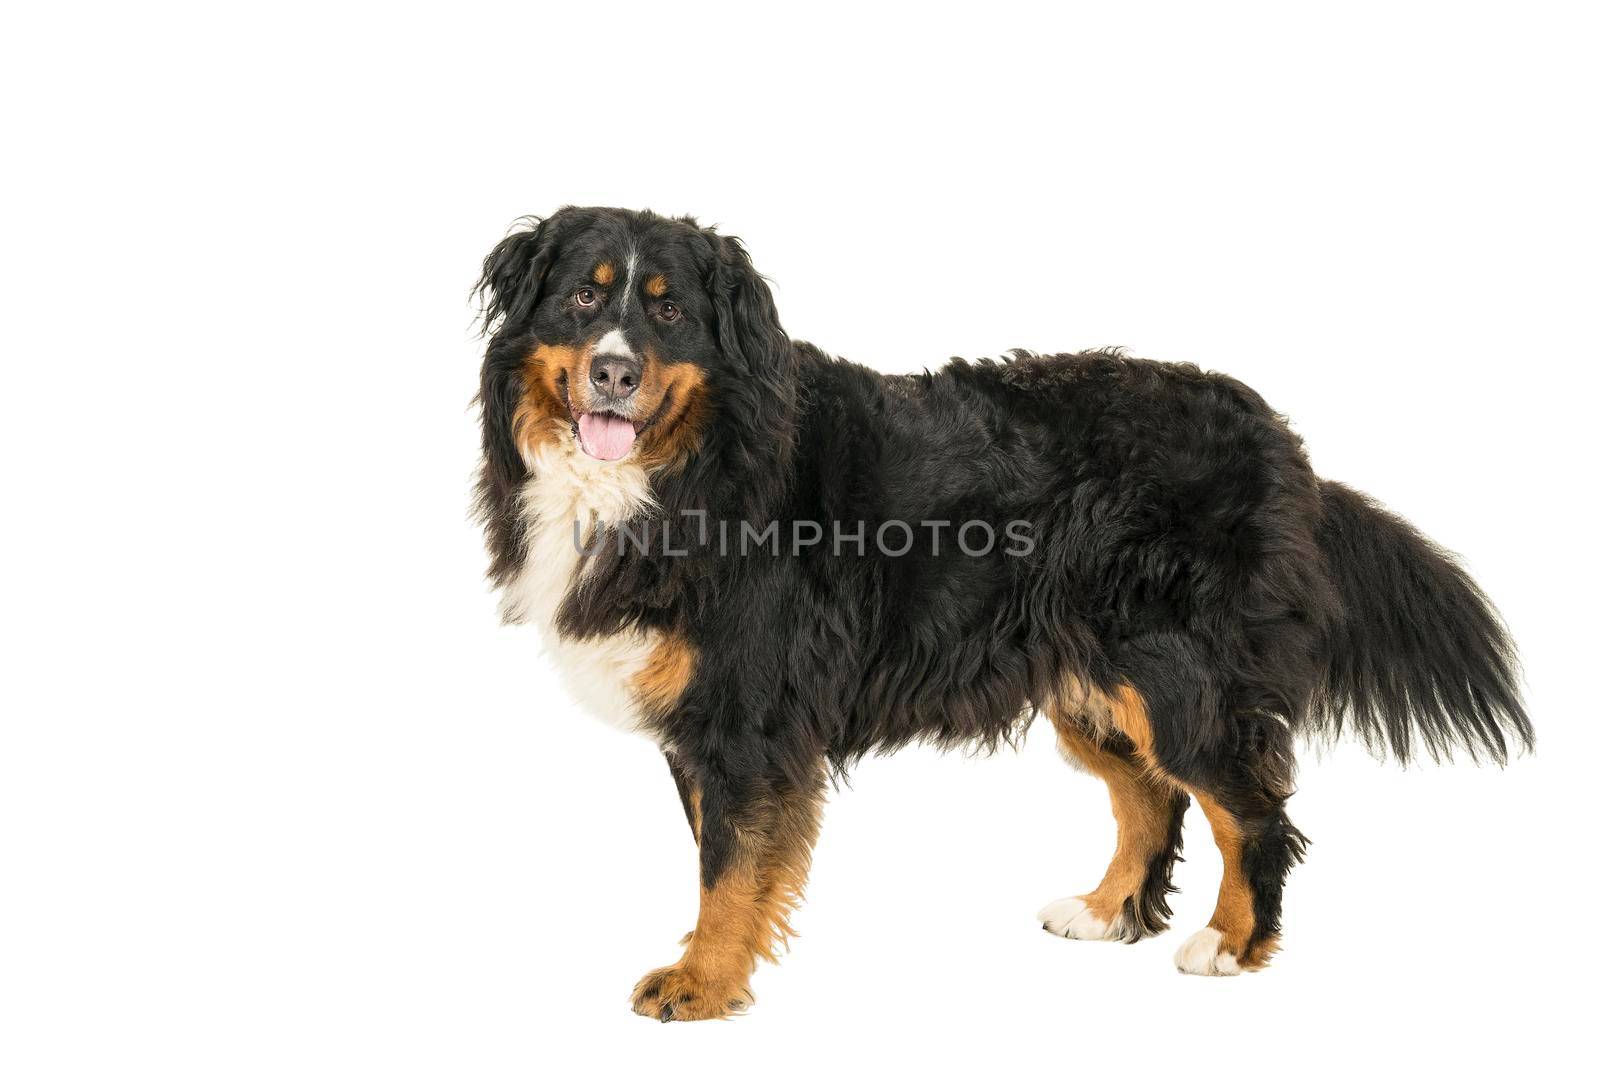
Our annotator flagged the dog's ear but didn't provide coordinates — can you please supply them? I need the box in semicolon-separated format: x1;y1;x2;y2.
705;232;798;509
710;234;791;384
474;213;569;334
472;212;577;583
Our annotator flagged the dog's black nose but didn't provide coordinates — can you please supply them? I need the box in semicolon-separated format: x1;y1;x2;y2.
589;356;641;401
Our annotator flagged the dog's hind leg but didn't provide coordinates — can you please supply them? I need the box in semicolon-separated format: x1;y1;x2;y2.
1171;777;1304;975
1037;703;1189;942
1102;649;1309;975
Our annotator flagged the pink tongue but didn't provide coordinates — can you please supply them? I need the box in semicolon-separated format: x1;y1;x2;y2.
576;412;637;461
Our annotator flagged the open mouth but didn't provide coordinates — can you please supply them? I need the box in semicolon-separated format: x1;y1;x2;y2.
554;369;641;462
575;410;639;462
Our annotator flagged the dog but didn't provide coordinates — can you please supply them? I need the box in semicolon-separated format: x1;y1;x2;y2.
472;206;1531;1021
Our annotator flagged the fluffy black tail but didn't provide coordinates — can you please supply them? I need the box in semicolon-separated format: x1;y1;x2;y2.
1310;481;1532;764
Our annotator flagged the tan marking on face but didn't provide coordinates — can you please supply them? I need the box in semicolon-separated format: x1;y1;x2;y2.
518;341;708;468
631;771;826;1021
645;273;668;298
1046;702;1182;927
634;632;697;718
632;353;709;471
593;261;615;286
514;343;581;459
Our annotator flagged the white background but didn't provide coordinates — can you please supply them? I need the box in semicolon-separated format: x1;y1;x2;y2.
4;2;1596;1064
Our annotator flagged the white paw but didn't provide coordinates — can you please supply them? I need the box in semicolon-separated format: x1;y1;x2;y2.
1037;896;1122;940
1173;927;1241;976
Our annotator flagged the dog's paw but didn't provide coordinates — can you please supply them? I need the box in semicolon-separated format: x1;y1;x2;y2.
1173;927;1242;976
630;963;751;1022
1037;896;1123;940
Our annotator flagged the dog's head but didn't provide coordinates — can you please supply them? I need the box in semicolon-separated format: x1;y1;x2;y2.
476;207;790;471
474;207;796;581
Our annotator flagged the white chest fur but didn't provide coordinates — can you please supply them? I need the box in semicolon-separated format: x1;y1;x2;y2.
500;436;659;733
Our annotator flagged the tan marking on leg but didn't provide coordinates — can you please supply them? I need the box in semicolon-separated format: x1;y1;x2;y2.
633;633;697;718
1047;700;1180;927
593;261;615;285
633;859;762;1020
645;273;669;298
749;774;825;961
1049;676;1115;738
633;773;825;1022
1193;793;1263;964
1105;684;1186;791
1107;684;1154;755
688;786;702;841
1104;683;1275;969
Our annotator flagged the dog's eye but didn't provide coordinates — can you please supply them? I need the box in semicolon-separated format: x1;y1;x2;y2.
575;287;598;308
657;301;681;323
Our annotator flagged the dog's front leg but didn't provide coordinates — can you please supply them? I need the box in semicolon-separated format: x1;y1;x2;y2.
662;749;700;844
631;759;824;1022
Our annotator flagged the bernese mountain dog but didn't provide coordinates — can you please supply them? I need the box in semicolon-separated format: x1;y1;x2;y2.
472;206;1531;1021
